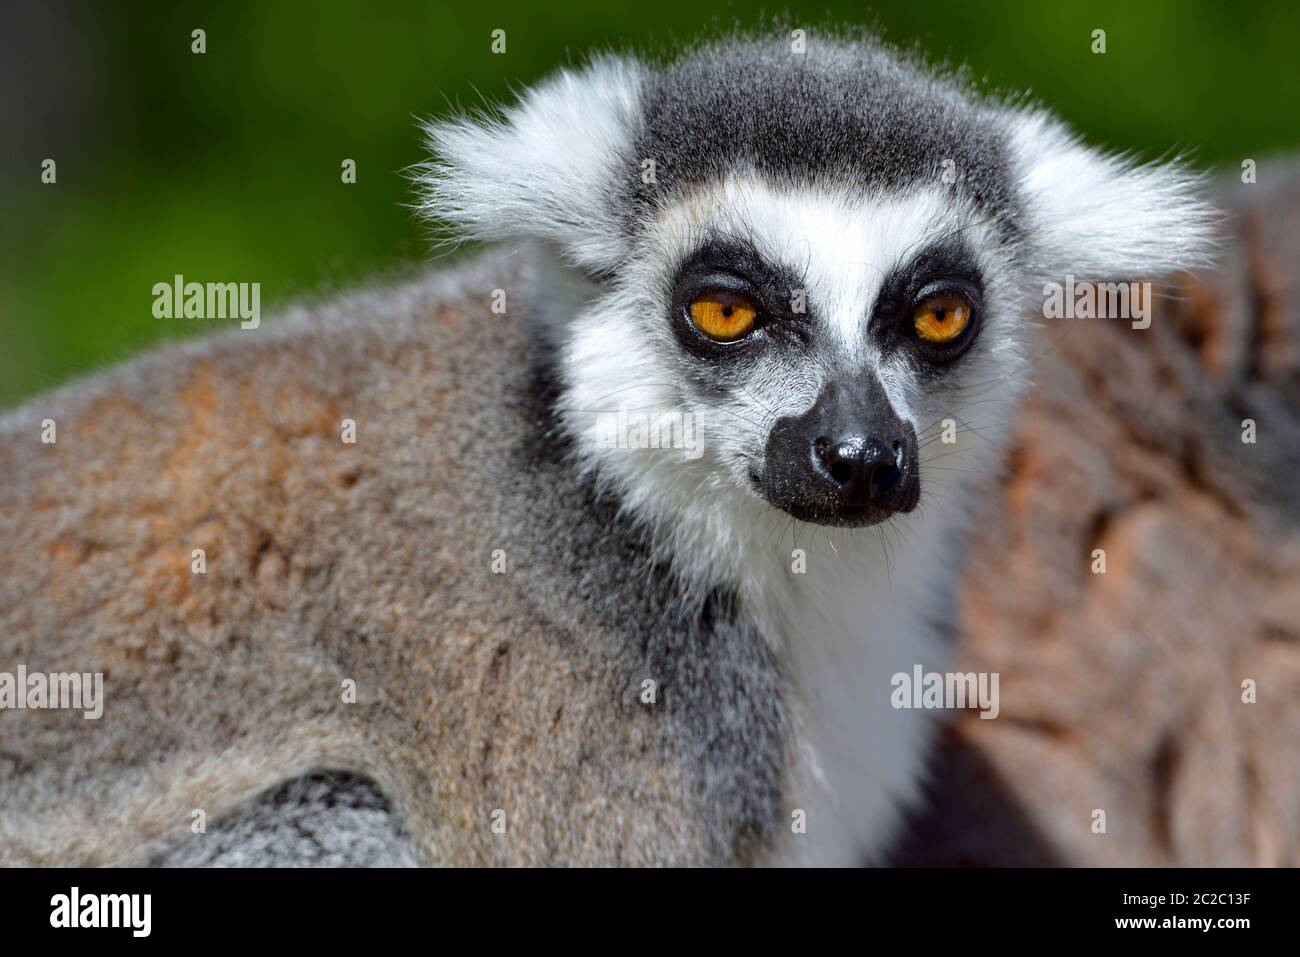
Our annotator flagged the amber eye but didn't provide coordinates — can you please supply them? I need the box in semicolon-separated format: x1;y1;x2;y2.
689;291;759;342
912;292;973;346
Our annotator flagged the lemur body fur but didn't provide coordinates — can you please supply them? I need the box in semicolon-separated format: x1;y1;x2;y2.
0;36;1213;866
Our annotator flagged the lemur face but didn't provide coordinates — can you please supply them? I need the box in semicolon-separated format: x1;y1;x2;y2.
588;40;1028;528
628;179;1019;529
423;35;1213;548
558;40;1034;530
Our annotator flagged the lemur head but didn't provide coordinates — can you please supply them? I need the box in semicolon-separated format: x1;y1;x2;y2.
421;35;1214;576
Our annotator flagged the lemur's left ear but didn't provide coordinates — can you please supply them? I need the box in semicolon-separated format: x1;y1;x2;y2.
1007;110;1219;280
418;55;645;274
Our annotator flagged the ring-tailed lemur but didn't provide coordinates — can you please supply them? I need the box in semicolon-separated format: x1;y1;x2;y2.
0;34;1213;867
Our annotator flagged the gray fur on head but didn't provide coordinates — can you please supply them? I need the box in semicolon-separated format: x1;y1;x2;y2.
419;33;1217;282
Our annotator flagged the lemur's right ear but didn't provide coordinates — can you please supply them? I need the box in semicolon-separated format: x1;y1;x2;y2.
1007;109;1220;281
418;55;645;274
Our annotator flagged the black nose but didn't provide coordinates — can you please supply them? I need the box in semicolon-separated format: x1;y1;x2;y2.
814;436;902;506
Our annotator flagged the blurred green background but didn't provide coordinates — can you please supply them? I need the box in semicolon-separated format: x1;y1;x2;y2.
2;0;1297;408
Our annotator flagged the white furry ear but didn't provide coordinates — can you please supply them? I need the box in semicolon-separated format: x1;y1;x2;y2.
418;55;645;274
1008;110;1218;280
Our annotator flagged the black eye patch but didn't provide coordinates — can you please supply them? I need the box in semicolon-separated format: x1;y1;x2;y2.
870;239;985;359
668;239;811;361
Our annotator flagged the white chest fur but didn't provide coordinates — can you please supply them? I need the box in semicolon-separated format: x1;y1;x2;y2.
744;514;956;866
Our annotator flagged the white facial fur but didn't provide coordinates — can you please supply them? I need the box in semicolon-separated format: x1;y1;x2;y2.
558;177;1029;592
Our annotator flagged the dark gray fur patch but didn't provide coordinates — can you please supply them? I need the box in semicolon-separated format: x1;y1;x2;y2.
625;37;1021;236
140;773;419;867
500;355;793;862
